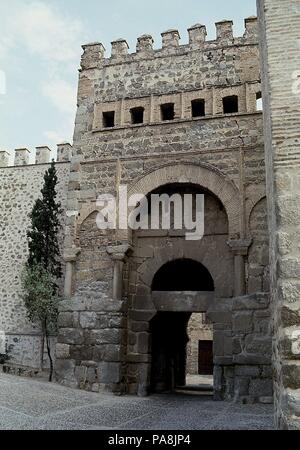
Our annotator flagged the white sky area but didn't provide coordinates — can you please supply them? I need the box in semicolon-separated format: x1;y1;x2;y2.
0;0;256;163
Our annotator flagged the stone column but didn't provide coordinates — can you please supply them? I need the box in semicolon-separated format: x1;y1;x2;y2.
257;0;300;430
63;248;81;297
227;239;252;296
107;245;132;300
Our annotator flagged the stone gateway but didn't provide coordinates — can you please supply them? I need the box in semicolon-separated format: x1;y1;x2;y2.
0;1;299;430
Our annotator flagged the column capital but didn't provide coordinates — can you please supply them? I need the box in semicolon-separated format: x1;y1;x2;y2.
227;239;252;256
63;247;81;262
107;244;133;261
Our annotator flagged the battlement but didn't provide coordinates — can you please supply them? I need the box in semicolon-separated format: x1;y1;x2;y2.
0;142;73;168
81;17;258;69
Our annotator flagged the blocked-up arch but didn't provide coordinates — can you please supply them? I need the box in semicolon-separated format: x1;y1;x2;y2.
128;162;241;237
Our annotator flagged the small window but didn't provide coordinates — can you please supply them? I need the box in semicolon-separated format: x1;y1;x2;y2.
130;107;144;124
192;99;205;117
161;103;175;121
103;111;115;128
223;95;239;114
256;92;262;111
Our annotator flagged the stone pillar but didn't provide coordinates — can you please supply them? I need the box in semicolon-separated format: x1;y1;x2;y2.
35;146;51;164
227;239;252;296
107;245;132;300
257;0;300;430
63;248;81;297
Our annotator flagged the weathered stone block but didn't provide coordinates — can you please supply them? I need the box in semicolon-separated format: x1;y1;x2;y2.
58;313;74;328
59;298;87;312
130;321;149;332
136;332;150;354
233;312;253;333
79;312;97;329
282;363;300;390
70;345;94;361
249;379;273;397
233;294;269;311
235;365;260;377
232;338;242;355
56;344;70;359
208;311;232;324
98;362;121;384
234;377;250;396
55;359;76;384
93;344;124;362
245;337;272;356
92;329;120;345
58;328;84;345
234;353;271;365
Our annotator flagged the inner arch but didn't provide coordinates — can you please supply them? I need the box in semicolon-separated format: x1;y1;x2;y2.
151;258;214;292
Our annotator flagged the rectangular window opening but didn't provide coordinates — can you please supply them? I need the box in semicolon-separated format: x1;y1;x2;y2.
223;95;239;114
192;99;205;117
256;92;263;111
103;111;115;128
160;103;175;121
130;107;144;124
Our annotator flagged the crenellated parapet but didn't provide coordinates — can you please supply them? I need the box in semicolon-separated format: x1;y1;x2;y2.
57;142;73;163
0;143;73;168
15;148;30;166
0;151;10;168
35;146;51;164
80;17;258;68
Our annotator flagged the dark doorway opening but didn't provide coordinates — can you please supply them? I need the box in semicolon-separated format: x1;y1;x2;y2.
198;340;213;375
150;259;214;394
150;312;191;393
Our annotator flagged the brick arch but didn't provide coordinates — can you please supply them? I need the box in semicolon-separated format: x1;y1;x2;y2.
77;204;98;227
128;162;241;237
245;184;266;235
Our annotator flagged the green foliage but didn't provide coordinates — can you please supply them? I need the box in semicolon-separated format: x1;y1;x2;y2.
21;264;59;334
27;160;62;280
22;161;63;380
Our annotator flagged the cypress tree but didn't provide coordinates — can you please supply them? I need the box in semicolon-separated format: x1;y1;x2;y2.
27;160;62;280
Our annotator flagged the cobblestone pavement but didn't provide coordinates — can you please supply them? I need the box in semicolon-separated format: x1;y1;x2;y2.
0;373;275;430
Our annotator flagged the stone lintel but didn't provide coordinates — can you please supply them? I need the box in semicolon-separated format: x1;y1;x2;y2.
152;291;215;313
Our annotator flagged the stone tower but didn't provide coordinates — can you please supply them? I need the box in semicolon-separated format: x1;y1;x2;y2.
55;17;273;403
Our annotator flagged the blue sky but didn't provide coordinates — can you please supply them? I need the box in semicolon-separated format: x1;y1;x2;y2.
0;0;256;162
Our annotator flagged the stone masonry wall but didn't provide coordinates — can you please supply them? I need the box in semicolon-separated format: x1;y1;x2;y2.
55;281;126;393
0;161;70;368
257;0;300;429
187;313;213;375
208;292;273;403
56;18;272;400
